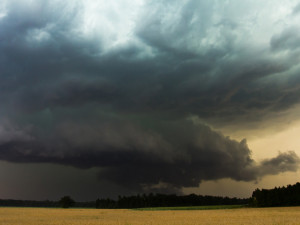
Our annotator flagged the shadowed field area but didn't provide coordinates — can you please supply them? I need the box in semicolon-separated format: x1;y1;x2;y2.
0;207;300;225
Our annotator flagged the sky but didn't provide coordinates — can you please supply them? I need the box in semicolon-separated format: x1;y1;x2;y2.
0;0;300;201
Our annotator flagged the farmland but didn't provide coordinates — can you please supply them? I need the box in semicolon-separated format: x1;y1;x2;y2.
0;207;300;225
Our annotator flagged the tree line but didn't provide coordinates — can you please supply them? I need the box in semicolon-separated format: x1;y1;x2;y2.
0;197;92;208
250;182;300;207
0;194;248;208
2;182;300;208
96;193;248;208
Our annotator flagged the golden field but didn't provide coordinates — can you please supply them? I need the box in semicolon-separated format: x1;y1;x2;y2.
0;207;300;225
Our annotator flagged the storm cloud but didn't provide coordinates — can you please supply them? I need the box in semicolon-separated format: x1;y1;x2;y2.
0;117;299;193
0;0;300;194
1;0;300;125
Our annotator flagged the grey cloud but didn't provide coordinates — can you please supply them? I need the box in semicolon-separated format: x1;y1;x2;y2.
259;151;300;176
292;2;300;15
271;27;300;52
136;0;215;55
0;120;33;144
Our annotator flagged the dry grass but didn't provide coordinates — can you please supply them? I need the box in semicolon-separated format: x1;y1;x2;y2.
0;207;300;225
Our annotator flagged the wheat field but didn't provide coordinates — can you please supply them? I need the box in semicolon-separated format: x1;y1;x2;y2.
0;207;300;225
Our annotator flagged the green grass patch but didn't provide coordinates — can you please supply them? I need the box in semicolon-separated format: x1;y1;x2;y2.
134;205;246;211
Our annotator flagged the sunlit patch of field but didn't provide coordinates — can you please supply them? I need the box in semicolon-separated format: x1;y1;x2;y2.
0;207;300;225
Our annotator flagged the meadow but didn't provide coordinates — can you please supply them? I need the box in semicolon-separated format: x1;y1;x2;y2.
0;206;300;225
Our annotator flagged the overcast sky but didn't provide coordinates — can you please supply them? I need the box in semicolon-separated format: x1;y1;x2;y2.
1;0;300;201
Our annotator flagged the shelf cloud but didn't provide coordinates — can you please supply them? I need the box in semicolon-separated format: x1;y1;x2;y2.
0;118;298;193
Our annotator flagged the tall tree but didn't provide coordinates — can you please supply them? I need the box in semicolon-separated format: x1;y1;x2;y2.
59;196;75;208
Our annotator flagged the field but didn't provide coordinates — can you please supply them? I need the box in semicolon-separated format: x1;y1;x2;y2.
134;204;245;210
1;206;300;225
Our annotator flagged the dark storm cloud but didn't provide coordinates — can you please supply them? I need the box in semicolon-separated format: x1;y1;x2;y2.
1;0;300;193
1;0;300;122
0;119;299;192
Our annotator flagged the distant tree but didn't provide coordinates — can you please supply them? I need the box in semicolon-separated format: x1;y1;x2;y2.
59;196;75;208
